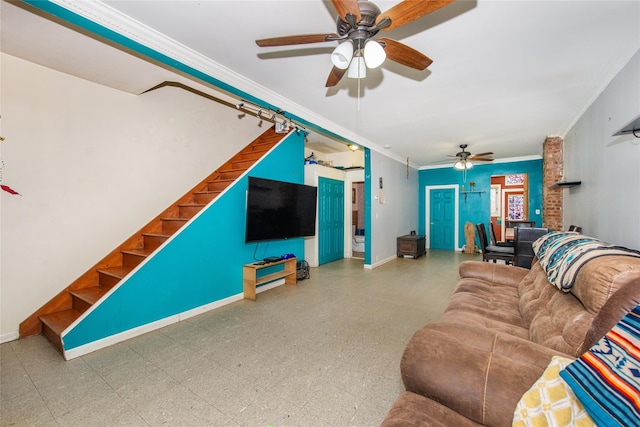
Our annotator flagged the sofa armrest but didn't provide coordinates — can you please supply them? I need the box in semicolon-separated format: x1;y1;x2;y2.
459;261;529;287
401;323;570;426
381;392;482;427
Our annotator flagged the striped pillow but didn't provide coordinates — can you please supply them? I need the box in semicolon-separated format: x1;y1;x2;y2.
559;304;640;425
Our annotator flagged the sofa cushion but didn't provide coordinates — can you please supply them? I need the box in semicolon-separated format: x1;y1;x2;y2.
440;262;530;336
571;255;640;315
518;261;558;327
443;278;524;326
517;261;596;356
459;260;529;285
512;356;594;427
401;323;566;426
580;277;640;354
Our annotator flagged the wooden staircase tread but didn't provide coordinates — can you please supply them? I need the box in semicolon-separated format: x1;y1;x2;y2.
193;190;222;195
177;203;206;207
97;266;133;278
40;309;82;335
217;167;245;173
142;232;171;238
161;217;189;222
206;178;234;183
253;141;276;147
121;248;154;256
70;287;109;305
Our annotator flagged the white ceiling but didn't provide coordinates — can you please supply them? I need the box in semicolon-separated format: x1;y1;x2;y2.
2;0;639;166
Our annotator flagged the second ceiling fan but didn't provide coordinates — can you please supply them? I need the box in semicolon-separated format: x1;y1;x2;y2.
448;144;494;170
255;0;455;87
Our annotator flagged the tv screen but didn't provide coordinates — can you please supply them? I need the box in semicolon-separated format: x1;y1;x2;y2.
245;177;318;243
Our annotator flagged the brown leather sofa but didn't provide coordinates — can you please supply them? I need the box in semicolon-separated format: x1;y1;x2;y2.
382;251;640;426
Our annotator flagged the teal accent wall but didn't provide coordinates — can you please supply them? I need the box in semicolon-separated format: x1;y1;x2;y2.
63;133;306;350
418;159;543;248
364;148;372;265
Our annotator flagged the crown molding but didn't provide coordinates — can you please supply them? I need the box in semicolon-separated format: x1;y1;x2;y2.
43;0;403;162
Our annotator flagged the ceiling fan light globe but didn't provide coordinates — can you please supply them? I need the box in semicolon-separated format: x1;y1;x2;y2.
454;160;465;170
363;40;386;68
348;56;367;78
331;41;354;70
466;160;474;169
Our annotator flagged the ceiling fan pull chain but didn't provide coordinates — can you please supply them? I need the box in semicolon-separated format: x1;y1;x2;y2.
357;73;361;111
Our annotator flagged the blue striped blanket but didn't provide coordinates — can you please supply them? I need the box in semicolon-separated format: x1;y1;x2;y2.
532;231;640;292
560;304;640;426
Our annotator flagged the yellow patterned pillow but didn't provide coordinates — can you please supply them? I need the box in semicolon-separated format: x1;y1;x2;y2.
513;356;595;427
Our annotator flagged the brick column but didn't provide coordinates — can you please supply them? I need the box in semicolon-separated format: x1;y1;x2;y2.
542;136;563;231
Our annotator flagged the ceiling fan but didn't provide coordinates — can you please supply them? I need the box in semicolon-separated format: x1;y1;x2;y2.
439;144;494;170
255;0;455;87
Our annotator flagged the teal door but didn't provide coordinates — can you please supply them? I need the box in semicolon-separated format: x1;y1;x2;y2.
430;189;455;250
318;177;344;265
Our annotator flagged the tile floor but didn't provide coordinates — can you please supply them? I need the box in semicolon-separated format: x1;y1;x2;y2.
1;250;480;426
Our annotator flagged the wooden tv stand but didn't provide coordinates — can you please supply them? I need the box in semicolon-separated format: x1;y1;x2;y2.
243;257;297;300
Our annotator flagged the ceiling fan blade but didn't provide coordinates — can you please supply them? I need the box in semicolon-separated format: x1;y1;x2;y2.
470;157;494;162
256;33;338;47
471;152;493;158
325;66;347;87
331;0;361;24
379;38;432;70
377;0;455;31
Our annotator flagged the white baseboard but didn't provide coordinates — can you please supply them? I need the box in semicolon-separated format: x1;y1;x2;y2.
1;331;20;344
63;292;244;360
364;254;397;269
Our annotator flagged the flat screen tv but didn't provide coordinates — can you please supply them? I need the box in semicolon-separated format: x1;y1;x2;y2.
245;177;318;243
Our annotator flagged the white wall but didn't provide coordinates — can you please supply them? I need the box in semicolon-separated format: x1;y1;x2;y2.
0;54;265;340
369;150;419;267
326;150;365;169
563;49;640;249
303;146;364;169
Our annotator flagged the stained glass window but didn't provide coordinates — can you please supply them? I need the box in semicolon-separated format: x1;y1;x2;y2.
508;194;525;220
506;174;525;186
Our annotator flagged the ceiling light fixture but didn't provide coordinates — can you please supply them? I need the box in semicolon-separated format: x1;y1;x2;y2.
363;40;386;68
331;41;354;70
331;40;386;79
454;160;474;170
348;54;367;79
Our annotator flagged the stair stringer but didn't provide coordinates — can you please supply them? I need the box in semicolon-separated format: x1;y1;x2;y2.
60;130;307;359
